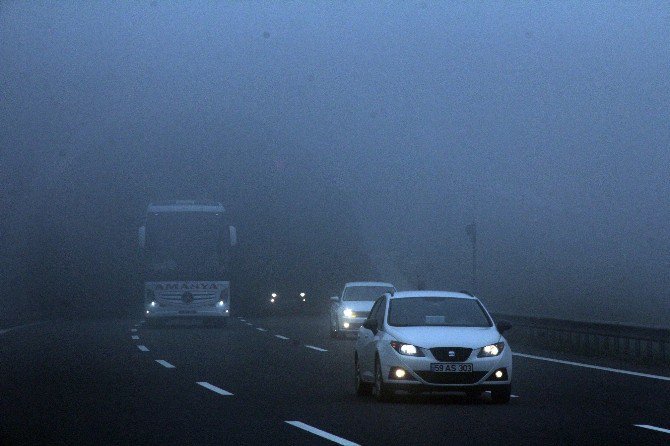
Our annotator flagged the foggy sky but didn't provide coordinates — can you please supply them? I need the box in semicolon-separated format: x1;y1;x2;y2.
1;2;669;325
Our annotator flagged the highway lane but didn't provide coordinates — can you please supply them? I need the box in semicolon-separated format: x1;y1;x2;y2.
1;315;669;445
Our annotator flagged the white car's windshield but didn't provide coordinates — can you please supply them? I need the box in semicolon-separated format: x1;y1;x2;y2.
343;286;393;301
387;297;492;327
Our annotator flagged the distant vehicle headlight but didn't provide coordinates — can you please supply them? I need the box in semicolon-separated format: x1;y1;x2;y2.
150;301;157;308
343;308;354;318
271;293;277;298
478;342;505;357
390;341;425;357
217;301;224;307
300;292;306;298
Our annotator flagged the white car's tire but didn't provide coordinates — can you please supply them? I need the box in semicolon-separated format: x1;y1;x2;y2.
329;316;338;338
354;355;372;396
373;356;393;402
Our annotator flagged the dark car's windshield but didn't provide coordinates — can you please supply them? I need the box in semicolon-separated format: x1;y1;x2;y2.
343;286;394;301
387;297;492;327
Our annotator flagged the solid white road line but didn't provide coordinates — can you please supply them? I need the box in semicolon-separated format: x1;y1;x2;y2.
285;421;359;446
514;353;670;381
196;382;233;396
275;335;289;340
131;335;140;340
256;327;267;331
137;345;149;352
305;345;328;352
635;424;670;434
156;360;175;369
0;322;44;335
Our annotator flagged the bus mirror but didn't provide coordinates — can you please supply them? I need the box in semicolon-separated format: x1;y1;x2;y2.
229;226;237;247
138;226;146;249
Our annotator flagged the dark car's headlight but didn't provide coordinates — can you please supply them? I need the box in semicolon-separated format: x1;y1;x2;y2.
477;342;505;357
390;341;425;357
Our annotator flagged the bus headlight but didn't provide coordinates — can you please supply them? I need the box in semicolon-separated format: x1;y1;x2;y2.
343;308;354;318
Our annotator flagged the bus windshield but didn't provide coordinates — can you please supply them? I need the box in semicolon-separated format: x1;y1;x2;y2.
144;212;225;280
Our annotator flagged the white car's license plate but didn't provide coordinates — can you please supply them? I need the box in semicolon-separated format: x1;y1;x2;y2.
431;363;473;373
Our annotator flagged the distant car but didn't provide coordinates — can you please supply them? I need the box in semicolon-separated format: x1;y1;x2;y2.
266;291;309;314
354;291;513;403
329;282;396;338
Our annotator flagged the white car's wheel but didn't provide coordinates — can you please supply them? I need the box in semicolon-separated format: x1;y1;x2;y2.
329;316;337;338
354;355;372;396
372;356;393;402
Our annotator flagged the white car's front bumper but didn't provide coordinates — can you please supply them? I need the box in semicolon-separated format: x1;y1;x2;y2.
378;343;513;390
339;317;366;332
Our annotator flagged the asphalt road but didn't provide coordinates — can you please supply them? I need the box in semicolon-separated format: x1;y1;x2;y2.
1;314;669;445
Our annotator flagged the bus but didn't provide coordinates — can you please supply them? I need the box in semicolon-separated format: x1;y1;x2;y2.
138;200;237;327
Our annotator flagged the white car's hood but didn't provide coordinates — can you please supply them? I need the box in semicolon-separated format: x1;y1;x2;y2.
340;301;375;313
384;325;501;349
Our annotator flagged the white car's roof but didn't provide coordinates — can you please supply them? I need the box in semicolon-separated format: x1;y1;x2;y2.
389;291;477;300
345;282;395;288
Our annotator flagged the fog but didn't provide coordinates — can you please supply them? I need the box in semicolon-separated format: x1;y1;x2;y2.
1;2;668;325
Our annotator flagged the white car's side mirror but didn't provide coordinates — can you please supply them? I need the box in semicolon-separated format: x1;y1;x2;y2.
330;296;339;302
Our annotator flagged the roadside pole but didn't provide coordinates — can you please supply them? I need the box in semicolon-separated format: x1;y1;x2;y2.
466;221;477;292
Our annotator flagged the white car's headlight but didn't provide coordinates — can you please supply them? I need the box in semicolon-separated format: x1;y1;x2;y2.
343;308;354;318
478;342;505;357
390;341;425;357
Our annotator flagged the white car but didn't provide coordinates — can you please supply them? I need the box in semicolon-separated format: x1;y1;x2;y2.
354;291;513;403
329;282;396;338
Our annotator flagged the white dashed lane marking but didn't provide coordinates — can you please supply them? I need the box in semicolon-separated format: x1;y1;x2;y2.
130;328;137;332
286;421;359;446
131;335;140;340
305;345;328;352
196;382;233;396
156;360;176;369
0;322;44;335
137;345;149;352
256;328;267;332
275;335;289;340
484;390;519;398
635;424;670;435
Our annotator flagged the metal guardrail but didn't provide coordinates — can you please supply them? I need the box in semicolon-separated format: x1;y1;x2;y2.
491;313;670;365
